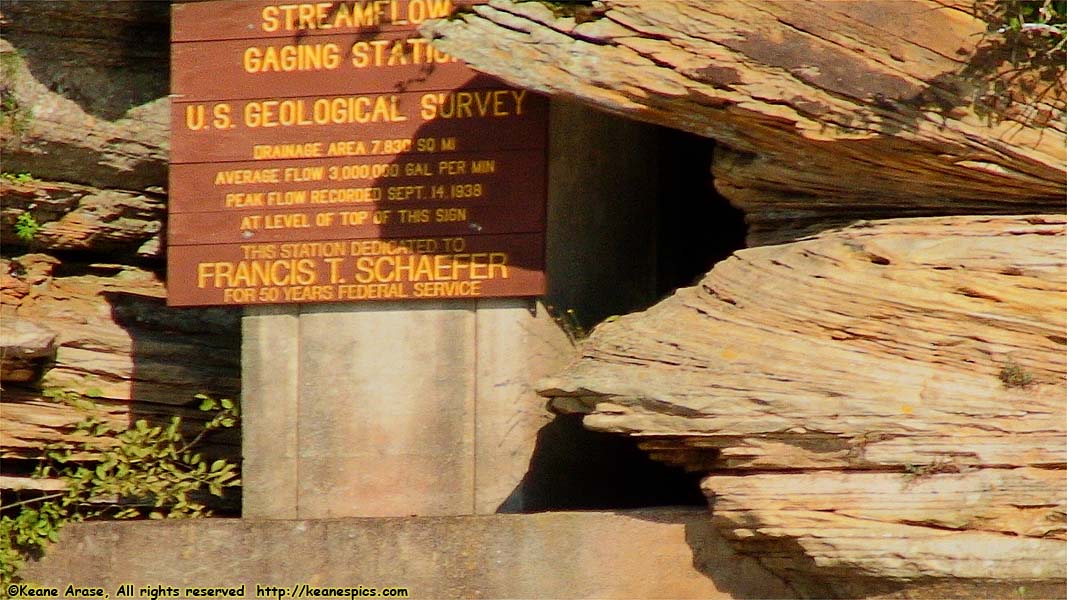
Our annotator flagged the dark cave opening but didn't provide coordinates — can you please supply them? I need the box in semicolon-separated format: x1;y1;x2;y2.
655;127;747;296
515;123;745;512
503;414;708;512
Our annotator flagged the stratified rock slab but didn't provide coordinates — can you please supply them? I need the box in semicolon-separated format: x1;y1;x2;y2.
425;1;1066;244
0;316;55;382
540;215;1066;596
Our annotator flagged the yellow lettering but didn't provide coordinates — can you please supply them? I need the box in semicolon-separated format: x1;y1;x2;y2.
434;207;466;222
226;193;264;208
280;4;299;30
251;143;323;159
511;89;527;115
297;3;316;29
223;288;257;303
196;259;318;288
266;1;392;31
263;212;312;229
262;6;280;31
344;250;508;289
245;97;405;128
354;256;375;283
243;43;341;73
214;169;281;185
413;280;482;297
420;93;438;120
489;252;509;278
419;89;527;120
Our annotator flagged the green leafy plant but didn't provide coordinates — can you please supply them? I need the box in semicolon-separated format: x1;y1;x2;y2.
0;393;240;594
969;0;1066;120
1;172;35;184
547;305;588;344
994;0;1067;45
13;212;39;243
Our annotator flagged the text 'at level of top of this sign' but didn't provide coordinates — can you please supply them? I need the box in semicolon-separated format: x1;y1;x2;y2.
167;0;548;307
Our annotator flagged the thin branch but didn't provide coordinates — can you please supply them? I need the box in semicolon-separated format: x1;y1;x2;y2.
0;492;66;511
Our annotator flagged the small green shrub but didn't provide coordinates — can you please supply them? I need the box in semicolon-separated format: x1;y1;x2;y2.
970;0;1066;117
547;306;588;343
1;172;35;184
0;393;241;594
993;0;1067;42
13;212;39;243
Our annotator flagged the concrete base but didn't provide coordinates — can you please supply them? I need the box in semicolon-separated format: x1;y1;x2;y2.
243;299;571;518
21;509;794;599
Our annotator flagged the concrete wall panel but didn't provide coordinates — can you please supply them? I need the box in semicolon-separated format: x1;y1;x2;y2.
296;302;477;517
473;299;573;513
22;510;795;599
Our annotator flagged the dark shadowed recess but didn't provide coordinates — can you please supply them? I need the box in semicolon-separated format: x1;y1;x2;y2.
504;126;744;513
656;127;746;295
500;414;708;512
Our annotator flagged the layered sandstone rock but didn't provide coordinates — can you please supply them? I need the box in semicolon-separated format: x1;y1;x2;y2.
0;316;55;382
539;215;1067;596
424;0;1066;245
0;252;241;478
428;3;1066;594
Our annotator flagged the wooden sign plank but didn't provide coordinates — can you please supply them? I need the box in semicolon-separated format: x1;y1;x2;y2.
171;0;477;42
170;88;547;163
171;32;484;101
166;232;545;306
169;150;544;213
167;196;545;245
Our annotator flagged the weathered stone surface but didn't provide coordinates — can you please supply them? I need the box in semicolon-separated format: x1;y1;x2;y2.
539;215;1067;596
0;1;202;487
1;1;170;265
4;256;240;405
424;0;1067;245
0;315;55;381
707;471;1066;598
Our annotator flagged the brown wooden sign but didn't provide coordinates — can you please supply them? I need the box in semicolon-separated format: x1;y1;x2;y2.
169;0;547;306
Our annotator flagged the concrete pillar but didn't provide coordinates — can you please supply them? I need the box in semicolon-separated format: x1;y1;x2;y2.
242;100;662;518
241;305;299;519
